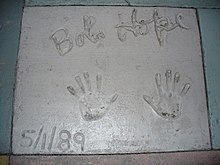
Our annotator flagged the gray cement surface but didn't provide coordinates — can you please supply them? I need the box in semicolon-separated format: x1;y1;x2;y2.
13;6;210;154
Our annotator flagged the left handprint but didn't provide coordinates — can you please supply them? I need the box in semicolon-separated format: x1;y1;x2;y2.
67;72;118;121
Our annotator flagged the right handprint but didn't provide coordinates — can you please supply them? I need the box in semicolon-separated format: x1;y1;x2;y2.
143;69;191;120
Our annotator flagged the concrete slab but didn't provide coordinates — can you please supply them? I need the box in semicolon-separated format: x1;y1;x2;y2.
25;0;220;8
0;156;8;165
13;6;210;154
198;9;220;149
0;0;23;153
10;151;220;165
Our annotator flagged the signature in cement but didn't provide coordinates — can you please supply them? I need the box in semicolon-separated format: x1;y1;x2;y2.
75;16;105;47
116;8;189;46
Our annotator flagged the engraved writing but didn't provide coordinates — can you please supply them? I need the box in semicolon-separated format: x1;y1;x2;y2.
115;8;153;42
41;133;46;150
50;9;187;55
33;126;43;149
57;130;71;151
20;127;84;152
143;69;190;120
48;126;56;152
75;16;105;47
116;8;188;46
67;72;118;121
73;132;85;152
20;130;36;147
50;16;105;56
50;28;73;56
152;9;189;46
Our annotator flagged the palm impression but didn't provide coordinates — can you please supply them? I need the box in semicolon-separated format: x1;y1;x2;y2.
67;72;118;121
143;69;190;120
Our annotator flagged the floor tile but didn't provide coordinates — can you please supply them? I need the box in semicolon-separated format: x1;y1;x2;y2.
129;0;220;8
10;151;220;165
0;156;8;165
13;6;210;154
198;9;220;149
0;0;23;153
25;0;220;8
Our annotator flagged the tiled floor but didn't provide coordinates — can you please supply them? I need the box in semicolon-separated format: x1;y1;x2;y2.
198;9;220;149
0;0;220;164
0;0;23;153
0;156;8;165
9;151;220;165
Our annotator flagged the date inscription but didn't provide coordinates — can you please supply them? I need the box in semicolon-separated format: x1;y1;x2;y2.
20;126;85;152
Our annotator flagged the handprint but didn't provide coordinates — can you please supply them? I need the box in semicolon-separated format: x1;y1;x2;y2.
143;70;190;120
67;72;118;121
